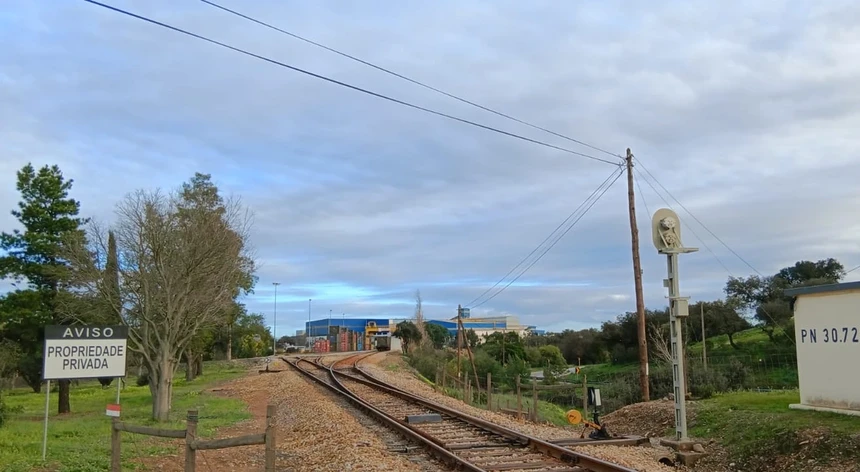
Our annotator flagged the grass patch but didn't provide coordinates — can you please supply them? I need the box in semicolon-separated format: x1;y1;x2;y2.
692;390;860;466
0;361;250;472
478;392;571;426
575;363;636;379
688;327;795;358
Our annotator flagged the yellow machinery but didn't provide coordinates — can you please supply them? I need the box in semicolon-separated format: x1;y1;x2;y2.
566;409;612;440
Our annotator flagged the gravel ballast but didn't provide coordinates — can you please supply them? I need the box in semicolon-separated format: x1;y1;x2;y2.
196;358;427;472
361;360;575;441
360;352;682;472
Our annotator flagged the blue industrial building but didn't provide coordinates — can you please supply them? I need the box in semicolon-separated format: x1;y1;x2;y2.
305;315;542;351
305;318;392;337
305;317;395;352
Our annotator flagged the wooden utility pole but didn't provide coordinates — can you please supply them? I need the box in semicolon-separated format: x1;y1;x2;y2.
626;148;650;402
456;305;462;380
458;315;481;401
701;303;708;371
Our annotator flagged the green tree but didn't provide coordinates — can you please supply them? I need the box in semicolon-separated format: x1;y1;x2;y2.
538;345;568;384
503;356;531;388
178;174;256;378
482;332;525;365
97;231;121;387
232;312;273;358
64;176;256;421
725;258;845;342
394;321;422;354
464;328;480;349
688;300;750;349
424;323;451;349
0;290;47;391
774;259;844;286
557;328;606;365
0;163;88;413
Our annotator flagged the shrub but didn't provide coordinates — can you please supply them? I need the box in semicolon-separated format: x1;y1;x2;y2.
724;358;752;390
407;346;450;381
690;368;728;399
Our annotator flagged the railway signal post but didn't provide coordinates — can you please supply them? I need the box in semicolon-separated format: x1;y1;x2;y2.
651;208;697;441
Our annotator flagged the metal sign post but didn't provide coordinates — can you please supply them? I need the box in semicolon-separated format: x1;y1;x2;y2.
651;209;698;441
42;380;50;461
41;325;129;461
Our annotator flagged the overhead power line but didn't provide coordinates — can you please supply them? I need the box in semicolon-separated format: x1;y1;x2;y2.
633;167;652;223
633;156;794;344
469;167;624;309
632;167;733;276
199;0;623;161
847;264;860;275
465;167;621;308
634;157;761;277
82;0;618;166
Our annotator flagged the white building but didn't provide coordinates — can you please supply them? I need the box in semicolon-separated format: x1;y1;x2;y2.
425;315;537;338
785;281;860;416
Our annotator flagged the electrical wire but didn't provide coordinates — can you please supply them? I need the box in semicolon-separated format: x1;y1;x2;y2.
198;0;623;161
464;167;622;308
635;157;759;276
633;156;794;344
633;166;733;276
469;167;624;309
632;167;652;223
846;264;860;275
81;0;618;166
471;168;623;309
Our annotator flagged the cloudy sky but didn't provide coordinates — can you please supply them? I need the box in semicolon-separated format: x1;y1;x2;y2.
2;0;859;335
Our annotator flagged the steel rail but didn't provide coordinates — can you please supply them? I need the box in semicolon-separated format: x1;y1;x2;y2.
335;356;635;472
334;364;634;472
286;357;484;471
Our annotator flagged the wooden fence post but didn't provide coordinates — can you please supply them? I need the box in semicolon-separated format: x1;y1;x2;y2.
486;372;492;411
185;409;198;472
516;375;522;421
532;380;538;422
465;377;471;405
111;417;121;472
582;374;588;419
265;405;276;472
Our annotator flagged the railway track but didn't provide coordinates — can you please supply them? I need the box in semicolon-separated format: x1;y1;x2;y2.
287;354;636;472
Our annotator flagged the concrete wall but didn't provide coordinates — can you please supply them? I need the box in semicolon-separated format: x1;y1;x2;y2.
794;288;860;411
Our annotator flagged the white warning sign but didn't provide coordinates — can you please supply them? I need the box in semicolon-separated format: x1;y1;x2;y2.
43;325;128;380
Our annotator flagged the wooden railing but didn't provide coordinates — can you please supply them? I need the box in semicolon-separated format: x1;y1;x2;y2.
111;405;277;471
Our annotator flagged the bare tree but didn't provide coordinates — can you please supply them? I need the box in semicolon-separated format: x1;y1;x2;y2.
648;321;690;396
64;188;255;421
648;323;674;365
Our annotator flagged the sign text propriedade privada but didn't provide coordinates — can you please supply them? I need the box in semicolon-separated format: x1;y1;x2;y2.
43;325;128;380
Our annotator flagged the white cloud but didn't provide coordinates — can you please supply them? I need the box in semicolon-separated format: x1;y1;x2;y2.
1;0;858;334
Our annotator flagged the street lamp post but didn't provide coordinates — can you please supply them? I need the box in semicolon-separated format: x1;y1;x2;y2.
308;299;312;346
272;282;280;355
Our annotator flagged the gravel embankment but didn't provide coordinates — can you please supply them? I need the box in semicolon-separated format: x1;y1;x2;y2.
206;359;428;472
361;361;576;441
573;445;675;472
361;353;683;472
